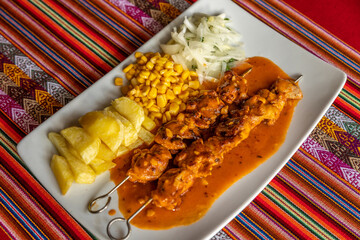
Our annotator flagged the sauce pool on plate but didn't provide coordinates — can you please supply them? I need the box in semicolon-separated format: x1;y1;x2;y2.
110;56;299;229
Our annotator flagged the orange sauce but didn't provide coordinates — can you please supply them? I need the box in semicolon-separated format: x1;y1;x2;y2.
110;56;299;229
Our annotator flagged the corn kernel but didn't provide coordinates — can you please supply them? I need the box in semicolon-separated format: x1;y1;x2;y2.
137;77;145;84
141;86;151;96
157;94;167;108
153;112;162;119
131;78;138;86
128;88;136;96
148;72;157;81
173;85;182;95
156;58;167;65
165;111;172;121
191;90;199;96
160;107;166;113
179;91;189;100
121;85;129;95
189;80;200;89
174;64;183;73
164;69;174;77
172;98;182;105
146;100;155;109
163;54;171;59
140;71;150;79
148;87;157;99
166;89;176;100
157;84;167;94
123;64;134;73
134;52;143;58
180;103;187;112
181;84;189;91
145;80;151;86
165;61;174;69
151;79;160;87
114;77;123;86
144;52;153;58
162;115;167;124
150;105;160;113
190;70;197;76
181;70;190;80
125;72;133;80
140;55;148;63
169;102;180;115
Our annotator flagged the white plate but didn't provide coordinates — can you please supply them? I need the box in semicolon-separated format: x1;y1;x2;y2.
17;0;347;239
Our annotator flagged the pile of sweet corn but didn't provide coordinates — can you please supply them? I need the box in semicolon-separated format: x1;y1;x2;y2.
120;52;201;126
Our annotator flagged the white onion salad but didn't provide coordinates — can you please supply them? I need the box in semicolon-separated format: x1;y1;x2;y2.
161;13;245;83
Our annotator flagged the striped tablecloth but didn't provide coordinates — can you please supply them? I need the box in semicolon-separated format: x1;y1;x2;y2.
1;0;359;239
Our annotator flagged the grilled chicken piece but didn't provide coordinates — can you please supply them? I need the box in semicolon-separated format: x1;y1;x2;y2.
184;90;225;129
151;78;302;211
151;168;195;211
174;139;221;178
127;144;172;183
154;121;200;150
216;70;248;105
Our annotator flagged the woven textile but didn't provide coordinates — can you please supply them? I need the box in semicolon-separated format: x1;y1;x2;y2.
0;0;359;239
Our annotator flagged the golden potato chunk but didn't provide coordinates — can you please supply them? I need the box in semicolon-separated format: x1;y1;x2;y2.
89;158;116;175
51;155;74;195
60;126;100;164
112;97;145;131
142;116;156;131
138;127;154;145
79;111;124;153
104;107;138;146
48;132;96;184
96;143;115;162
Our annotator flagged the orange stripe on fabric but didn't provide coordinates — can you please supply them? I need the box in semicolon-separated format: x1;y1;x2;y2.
264;0;360;81
99;0;153;39
0;110;25;143
0;202;31;240
235;0;360;83
285;153;360;231
1;0;105;81
271;177;354;239
44;0;128;61
0;18;85;95
58;0;139;55
13;1;113;73
254;193;314;239
243;202;299;239
0;150;92;240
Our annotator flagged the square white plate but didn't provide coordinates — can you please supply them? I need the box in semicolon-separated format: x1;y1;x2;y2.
17;0;346;239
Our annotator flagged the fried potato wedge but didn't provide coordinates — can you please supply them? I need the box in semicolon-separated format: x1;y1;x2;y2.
60;126;100;164
104;106;138;146
51;155;74;195
79;111;124;152
89;158;116;175
48;132;96;184
112;97;144;131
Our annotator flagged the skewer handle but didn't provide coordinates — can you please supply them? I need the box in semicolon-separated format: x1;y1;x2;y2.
88;176;130;214
107;198;153;240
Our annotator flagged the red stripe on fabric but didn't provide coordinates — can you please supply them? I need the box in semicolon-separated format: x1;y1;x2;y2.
254;194;313;240
0;110;25;143
0;151;92;240
2;0;105;81
58;0;139;55
0;20;85;95
271;177;355;239
0;203;29;240
99;0;154;39
44;0;129;61
334;97;360;125
13;1;113;73
344;80;360;99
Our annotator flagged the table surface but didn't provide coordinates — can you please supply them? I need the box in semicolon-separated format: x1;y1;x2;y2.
0;0;359;239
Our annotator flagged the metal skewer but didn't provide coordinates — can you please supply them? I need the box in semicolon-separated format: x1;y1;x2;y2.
88;176;130;213
294;75;303;83
107;198;153;240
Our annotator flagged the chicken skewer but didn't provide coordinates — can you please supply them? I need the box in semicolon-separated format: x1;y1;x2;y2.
88;69;251;213
106;76;302;239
